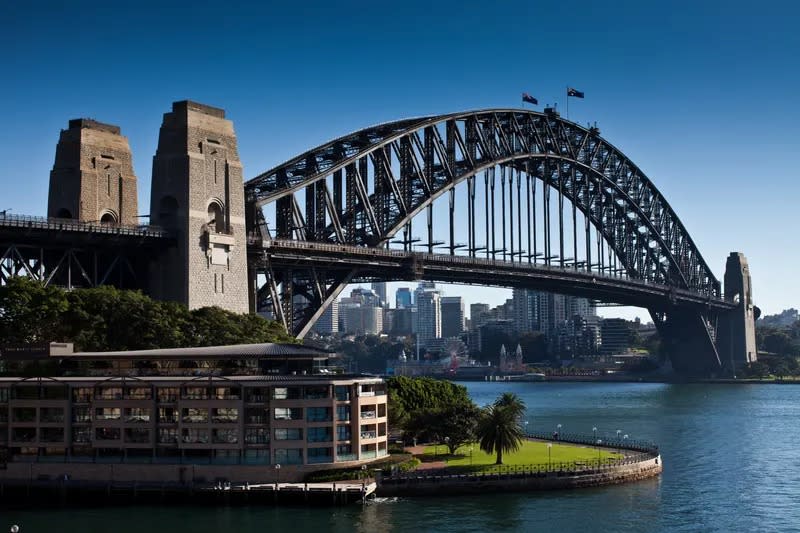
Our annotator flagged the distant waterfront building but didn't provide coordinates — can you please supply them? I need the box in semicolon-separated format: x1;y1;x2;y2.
313;300;339;335
342;305;383;335
601;318;631;354
441;296;465;339
396;287;412;309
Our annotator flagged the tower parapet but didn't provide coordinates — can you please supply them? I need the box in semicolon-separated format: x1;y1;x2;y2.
148;101;249;313
48;118;138;224
718;252;757;374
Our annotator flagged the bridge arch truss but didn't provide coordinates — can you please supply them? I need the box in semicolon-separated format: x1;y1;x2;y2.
245;109;728;374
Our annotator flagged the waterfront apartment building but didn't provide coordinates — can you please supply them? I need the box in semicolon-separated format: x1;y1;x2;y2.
0;343;388;479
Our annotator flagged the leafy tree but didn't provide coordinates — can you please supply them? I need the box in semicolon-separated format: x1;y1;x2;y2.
0;277;295;353
387;376;472;414
476;393;526;465
435;403;480;454
0;277;68;346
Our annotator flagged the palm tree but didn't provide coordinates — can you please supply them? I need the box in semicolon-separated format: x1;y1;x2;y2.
477;393;526;465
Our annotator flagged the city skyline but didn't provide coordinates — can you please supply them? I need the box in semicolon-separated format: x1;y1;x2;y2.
1;1;798;318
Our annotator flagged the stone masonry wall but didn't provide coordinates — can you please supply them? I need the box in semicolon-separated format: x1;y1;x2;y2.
149;101;249;313
48;119;138;225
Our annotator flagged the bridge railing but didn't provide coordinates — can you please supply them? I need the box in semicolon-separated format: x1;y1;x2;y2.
261;238;728;304
0;213;168;238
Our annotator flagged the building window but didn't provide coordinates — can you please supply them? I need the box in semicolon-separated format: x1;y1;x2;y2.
246;388;265;403
272;387;301;400
96;427;121;441
245;408;266;424
95;407;121;421
304;386;329;400
213;428;238;444
41;428;64;443
158;408;178;424
158;428;179;444
11;407;36;423
212;408;238;423
181;428;210;444
274;428;302;441
306;407;332;422
96;387;123;400
124;428;150;444
336;405;351;421
212;387;238;400
125;387;152;400
307;427;333;443
182;408;208;423
182;387;208;400
40;407;64;423
73;427;91;443
334;386;350;402
336;425;351;441
245;428;269;444
157;388;179;402
336;444;355;461
125;408;151;423
274;407;303;421
307;447;333;464
274;448;303;465
72;388;93;403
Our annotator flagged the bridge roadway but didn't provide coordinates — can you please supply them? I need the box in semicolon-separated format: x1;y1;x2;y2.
256;239;737;313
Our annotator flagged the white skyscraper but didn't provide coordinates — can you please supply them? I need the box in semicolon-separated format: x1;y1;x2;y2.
415;283;441;348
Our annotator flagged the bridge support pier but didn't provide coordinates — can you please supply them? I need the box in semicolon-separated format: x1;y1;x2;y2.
716;252;757;376
655;308;723;378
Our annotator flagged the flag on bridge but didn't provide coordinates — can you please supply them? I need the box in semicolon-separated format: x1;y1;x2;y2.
567;87;585;98
522;92;538;105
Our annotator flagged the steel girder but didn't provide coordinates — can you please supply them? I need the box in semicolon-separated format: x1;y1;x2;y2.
246;109;721;344
246;109;717;295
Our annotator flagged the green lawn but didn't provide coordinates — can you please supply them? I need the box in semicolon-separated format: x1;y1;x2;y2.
422;439;622;472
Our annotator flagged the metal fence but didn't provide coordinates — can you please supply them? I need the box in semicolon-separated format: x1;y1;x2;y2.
382;433;659;483
0;213;168;239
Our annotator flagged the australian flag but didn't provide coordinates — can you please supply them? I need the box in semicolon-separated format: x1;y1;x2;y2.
567;87;585;98
522;92;538;105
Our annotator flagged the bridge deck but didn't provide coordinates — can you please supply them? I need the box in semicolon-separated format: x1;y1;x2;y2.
255;239;735;311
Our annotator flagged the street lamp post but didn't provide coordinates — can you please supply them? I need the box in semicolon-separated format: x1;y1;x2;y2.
361;464;367;480
556;423;562;440
547;443;552;469
444;436;450;456
593;426;597;440
596;440;602;465
274;463;281;486
469;445;473;466
524;420;529;435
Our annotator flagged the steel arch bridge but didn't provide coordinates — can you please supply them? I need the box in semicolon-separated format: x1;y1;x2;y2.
244;108;747;376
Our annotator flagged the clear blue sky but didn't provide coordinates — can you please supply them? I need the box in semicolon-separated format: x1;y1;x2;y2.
1;0;797;320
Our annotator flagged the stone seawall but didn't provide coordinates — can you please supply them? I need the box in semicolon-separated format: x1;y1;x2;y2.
377;456;662;497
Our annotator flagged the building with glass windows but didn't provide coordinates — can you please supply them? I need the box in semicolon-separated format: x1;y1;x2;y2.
0;343;388;483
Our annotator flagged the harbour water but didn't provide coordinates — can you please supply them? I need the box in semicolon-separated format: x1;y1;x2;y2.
3;381;799;532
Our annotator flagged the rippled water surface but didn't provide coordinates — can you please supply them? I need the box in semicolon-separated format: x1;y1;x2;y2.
3;382;800;532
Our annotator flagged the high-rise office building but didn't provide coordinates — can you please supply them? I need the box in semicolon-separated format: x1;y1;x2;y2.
313;300;339;335
415;283;441;347
441;296;465;338
396;287;413;309
371;282;388;307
